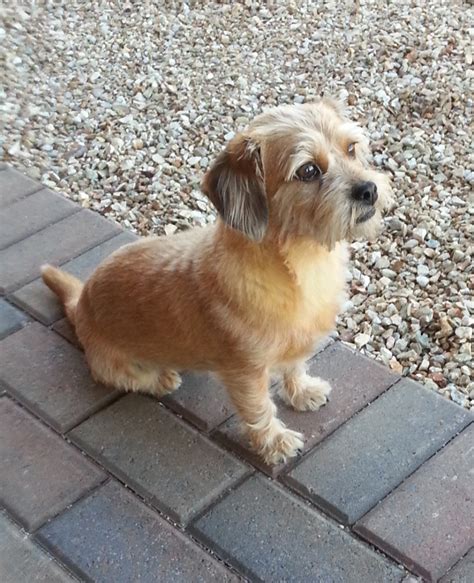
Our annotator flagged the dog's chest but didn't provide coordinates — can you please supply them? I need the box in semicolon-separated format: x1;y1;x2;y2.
272;245;348;361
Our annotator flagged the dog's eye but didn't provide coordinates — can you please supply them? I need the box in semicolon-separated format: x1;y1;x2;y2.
347;142;356;157
296;163;321;182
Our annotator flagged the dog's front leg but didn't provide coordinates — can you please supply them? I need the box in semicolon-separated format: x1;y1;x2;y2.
220;368;304;465
279;361;332;412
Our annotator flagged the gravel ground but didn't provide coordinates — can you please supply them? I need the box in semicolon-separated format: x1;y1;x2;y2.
1;1;472;410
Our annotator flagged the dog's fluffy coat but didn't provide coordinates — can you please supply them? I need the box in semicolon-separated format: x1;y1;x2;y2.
42;100;392;464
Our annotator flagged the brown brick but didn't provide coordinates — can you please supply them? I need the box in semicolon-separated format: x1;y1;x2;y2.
191;475;404;582
163;372;234;432
0;209;120;293
0;188;78;250
0;397;105;531
37;480;239;582
440;548;474;583
355;423;474;582
70;394;250;524
52;317;80;348
284;380;472;524
0;298;29;340
0;513;75;582
214;342;398;476
0;323;117;432
0;167;42;208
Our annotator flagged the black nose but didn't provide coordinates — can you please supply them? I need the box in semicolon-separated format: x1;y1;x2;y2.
351;181;378;206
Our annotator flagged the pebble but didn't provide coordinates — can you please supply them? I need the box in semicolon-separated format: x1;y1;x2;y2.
375;257;390;269
449;386;468;407
416;275;430;288
164;224;177;236
413;227;427;241
417;264;430;276
455;327;472;340
387;217;403;232
354;333;371;347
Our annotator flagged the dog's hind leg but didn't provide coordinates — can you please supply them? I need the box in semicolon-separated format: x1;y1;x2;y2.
86;346;181;397
219;367;304;465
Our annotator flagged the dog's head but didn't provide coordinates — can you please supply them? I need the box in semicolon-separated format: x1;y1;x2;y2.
202;99;393;248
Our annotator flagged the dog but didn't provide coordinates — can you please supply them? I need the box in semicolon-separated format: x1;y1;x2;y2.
42;99;392;465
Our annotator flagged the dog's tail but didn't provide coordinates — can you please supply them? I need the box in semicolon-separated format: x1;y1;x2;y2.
41;265;83;327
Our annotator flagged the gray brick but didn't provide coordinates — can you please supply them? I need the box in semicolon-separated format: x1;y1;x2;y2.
0;168;42;208
163;372;234;432
314;334;335;353
0;398;105;531
215;342;398;476
37;480;238;583
0;298;29;340
10;231;137;324
0;188;78;250
284;380;472;524
440;548;474;583
355;424;474;582
191;475;404;582
0;209;120;293
53;317;81;348
0;323;117;432
70;394;249;524
0;513;75;583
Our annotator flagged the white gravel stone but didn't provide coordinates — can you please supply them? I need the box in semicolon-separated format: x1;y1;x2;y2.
416;275;430;288
354;333;371;348
1;1;472;409
455;327;472;341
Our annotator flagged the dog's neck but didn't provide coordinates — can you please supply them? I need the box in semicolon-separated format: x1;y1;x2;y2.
211;221;347;331
215;221;341;283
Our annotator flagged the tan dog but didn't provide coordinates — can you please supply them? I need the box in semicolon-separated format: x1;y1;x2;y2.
42;100;392;464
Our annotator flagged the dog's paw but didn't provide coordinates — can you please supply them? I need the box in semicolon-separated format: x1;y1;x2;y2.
260;427;305;465
284;376;332;412
157;369;182;394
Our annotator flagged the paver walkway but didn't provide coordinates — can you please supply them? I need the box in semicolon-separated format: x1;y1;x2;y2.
0;165;473;583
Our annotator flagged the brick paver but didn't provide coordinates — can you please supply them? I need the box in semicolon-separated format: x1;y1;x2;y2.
0;188;79;250
163;372;234;432
70;394;250;524
440;548;474;583
355;423;474;581
191;474;404;582
284;379;472;524
37;480;238;583
0;167;42;208
0;323;117;432
52;317;80;348
0;298;29;340
0;513;75;583
0;208;120;293
215;342;399;476
0;398;105;531
11;230;137;324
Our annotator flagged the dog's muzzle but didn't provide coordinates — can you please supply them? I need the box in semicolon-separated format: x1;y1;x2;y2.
355;207;376;224
352;181;378;224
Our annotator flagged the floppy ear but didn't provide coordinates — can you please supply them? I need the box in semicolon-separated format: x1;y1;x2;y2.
202;134;268;241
